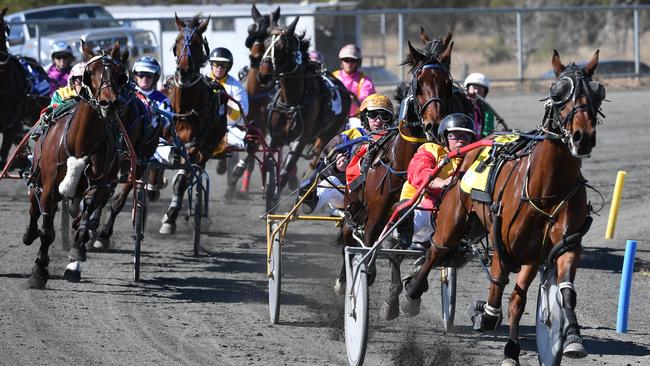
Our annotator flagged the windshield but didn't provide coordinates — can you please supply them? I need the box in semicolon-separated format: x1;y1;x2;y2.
25;6;121;37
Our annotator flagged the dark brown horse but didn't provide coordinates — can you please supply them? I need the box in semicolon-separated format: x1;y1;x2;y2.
259;18;351;194
22;41;130;287
92;81;165;249
228;4;280;194
159;14;227;234
0;6;49;168
402;50;603;365
336;31;473;298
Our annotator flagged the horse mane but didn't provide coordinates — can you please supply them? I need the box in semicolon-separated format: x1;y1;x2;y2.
400;38;450;73
394;81;408;104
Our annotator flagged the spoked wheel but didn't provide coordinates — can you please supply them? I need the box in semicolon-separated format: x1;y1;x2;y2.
345;254;368;366
192;181;203;257
440;266;457;331
264;157;278;213
268;222;282;324
133;186;146;281
536;267;564;366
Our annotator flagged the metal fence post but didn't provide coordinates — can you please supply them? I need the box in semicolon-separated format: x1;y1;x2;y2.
36;24;42;64
159;19;165;79
634;8;640;76
355;14;362;50
516;11;523;82
398;12;404;81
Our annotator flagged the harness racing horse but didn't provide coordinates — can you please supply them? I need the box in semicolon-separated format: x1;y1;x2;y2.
229;4;280;194
336;31;473;300
260;18;351;194
0;6;49;169
159;14;228;235
93;80;164;250
402;50;603;365
22;41;131;287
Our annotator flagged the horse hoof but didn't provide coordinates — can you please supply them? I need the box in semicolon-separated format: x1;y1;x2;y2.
22;227;41;246
63;269;81;283
93;237;110;250
334;278;345;295
159;223;176;235
501;358;519;366
27;266;49;289
563;335;587;359
380;300;400;321
399;293;421;317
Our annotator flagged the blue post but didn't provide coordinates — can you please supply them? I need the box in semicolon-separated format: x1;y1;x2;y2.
616;240;638;333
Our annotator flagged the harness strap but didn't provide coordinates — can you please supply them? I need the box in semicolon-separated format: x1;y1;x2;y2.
398;120;428;143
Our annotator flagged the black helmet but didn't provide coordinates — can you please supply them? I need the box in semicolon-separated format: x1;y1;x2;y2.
209;47;233;71
437;113;476;145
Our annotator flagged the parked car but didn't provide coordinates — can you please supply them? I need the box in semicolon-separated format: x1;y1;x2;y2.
6;4;158;65
541;60;650;79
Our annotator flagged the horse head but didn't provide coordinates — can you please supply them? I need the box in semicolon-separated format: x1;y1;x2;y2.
247;4;280;59
549;49;604;158
260;17;305;79
403;30;454;142
81;41;129;118
173;13;210;84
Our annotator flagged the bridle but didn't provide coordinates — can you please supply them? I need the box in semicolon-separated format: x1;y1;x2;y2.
407;60;451;142
81;53;129;115
261;29;303;79
547;66;605;142
173;26;209;86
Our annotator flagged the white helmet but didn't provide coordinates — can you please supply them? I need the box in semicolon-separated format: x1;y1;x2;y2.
68;62;86;86
338;44;362;60
463;72;490;90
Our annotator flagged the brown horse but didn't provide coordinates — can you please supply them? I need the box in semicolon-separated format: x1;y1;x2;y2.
336;31;474;298
22;41;130;287
0;6;49;168
159;14;228;234
92;81;165;249
402;50;603;365
228;4;280;194
259;18;351;194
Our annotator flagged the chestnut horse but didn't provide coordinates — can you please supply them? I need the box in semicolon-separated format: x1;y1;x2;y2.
0;6;49;168
259;18;351;193
22;42;130;287
159;14;228;234
402;50;603;365
336;31;474;297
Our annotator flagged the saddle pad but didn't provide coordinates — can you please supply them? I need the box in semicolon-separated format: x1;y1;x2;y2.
321;74;342;115
460;134;521;201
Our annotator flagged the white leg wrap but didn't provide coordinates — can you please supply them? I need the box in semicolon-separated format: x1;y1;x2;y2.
558;282;575;291
59;156;89;197
485;303;501;317
65;261;81;272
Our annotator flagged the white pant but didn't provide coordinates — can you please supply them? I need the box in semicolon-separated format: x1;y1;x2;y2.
226;124;247;150
412;208;434;243
315;176;345;212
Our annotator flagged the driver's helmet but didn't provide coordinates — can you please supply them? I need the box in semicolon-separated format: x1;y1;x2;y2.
359;93;394;128
50;41;74;60
67;62;86;86
338;44;362;61
437;113;476;145
209;47;234;72
463;72;491;92
133;56;161;84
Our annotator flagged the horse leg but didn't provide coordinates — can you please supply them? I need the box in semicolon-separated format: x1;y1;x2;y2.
278;141;303;193
470;249;507;332
23;189;42;246
160;169;188;235
334;224;354;295
240;157;255;193
28;189;57;289
557;248;587;359
495;264;536;366
96;183;132;249
381;252;404;321
146;167;165;202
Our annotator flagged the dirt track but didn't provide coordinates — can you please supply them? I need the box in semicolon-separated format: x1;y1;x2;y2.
1;89;649;366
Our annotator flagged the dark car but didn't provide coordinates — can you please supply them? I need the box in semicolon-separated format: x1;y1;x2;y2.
540;60;650;79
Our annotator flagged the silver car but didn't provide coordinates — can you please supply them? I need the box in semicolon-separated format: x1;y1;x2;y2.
6;4;158;65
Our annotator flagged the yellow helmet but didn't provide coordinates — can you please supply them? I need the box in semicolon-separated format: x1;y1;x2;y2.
360;93;394;115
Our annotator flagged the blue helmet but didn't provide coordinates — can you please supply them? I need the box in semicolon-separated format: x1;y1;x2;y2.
133;56;161;75
50;41;74;59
